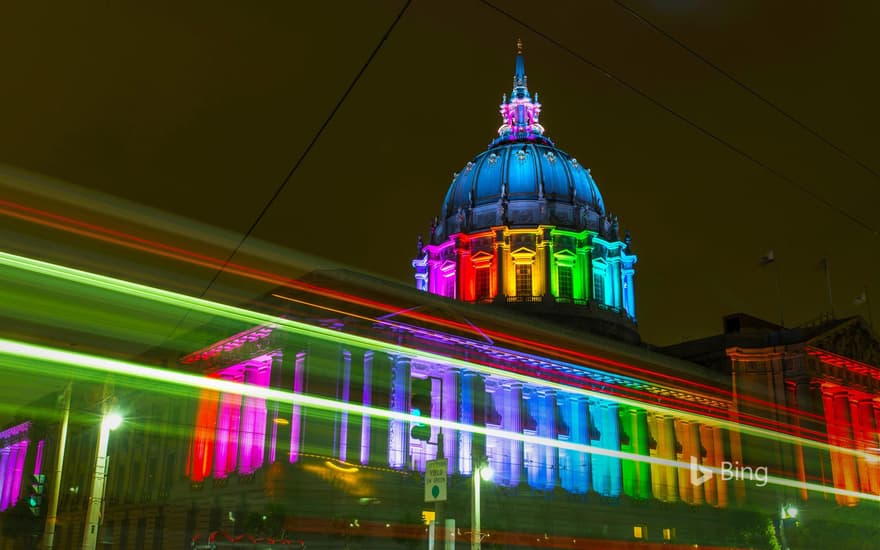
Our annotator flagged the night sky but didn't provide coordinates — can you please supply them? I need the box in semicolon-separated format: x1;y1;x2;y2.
1;1;877;346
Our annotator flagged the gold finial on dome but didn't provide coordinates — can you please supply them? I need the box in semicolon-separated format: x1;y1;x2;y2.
516;38;523;54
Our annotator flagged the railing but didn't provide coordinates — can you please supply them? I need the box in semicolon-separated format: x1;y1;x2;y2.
505;295;544;304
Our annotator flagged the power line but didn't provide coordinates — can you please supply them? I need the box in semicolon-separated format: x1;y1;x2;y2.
479;0;878;238
198;0;413;299
611;0;880;184
164;0;412;341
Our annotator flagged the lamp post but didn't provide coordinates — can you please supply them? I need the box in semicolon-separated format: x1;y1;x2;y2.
778;504;798;550
42;381;71;550
82;411;122;550
471;460;493;550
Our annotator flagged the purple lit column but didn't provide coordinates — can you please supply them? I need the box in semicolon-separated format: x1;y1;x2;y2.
344;349;365;466
359;352;373;466
289;352;306;463
388;355;411;469
484;379;503;480
214;368;243;478
336;351;352;462
0;446;11;511
267;353;286;464
441;368;459;475
10;441;27;509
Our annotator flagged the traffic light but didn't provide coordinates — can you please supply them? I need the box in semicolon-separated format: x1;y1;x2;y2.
410;378;432;442
28;474;46;516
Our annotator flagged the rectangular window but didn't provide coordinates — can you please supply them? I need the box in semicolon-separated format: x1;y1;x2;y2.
515;264;532;297
592;271;605;303
475;267;490;301
558;266;573;300
444;275;456;299
633;525;647;539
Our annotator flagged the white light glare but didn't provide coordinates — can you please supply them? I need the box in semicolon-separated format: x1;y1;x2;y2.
104;412;123;430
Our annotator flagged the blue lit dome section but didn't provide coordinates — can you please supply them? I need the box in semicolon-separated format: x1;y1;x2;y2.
415;41;639;343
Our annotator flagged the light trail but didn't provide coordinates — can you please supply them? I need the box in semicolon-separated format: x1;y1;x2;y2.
0;249;871;466
0;336;878;503
0;199;826;425
269;293;838;444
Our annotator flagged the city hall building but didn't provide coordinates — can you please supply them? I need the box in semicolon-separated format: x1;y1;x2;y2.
1;45;879;550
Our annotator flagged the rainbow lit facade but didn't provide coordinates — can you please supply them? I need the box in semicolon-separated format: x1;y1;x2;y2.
414;43;637;330
0;422;32;511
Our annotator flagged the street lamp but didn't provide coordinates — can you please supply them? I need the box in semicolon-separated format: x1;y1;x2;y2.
778;504;799;550
82;411;123;550
471;461;493;550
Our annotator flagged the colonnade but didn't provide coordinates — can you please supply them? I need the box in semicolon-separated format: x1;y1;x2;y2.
0;422;33;512
819;384;880;505
187;345;732;507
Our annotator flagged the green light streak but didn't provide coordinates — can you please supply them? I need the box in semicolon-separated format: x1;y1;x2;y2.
0;250;864;461
1;337;877;503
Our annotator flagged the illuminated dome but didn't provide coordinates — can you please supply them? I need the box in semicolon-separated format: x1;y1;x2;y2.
414;41;639;343
437;141;607;242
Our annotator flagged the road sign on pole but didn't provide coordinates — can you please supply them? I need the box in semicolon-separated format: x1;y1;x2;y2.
425;458;448;502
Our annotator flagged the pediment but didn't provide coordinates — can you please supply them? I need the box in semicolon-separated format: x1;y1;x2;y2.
808;318;880;367
510;246;536;257
472;250;494;262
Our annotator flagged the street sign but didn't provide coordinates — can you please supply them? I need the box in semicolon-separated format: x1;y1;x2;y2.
425;458;447;502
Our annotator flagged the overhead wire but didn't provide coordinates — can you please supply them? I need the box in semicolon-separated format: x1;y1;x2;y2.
611;0;880;184
165;0;413;340
479;0;879;238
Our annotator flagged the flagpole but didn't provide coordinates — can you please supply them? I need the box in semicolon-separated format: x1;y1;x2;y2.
866;287;875;332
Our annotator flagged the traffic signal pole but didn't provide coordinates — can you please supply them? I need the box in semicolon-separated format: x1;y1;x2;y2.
43;381;71;550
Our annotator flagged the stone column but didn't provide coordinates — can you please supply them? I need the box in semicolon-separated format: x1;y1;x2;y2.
833;392;859;504
388;355;411;469
0;446;12;510
456;237;471;301
570;396;590;494
504;383;523;487
700;425;717;506
358;351;373;465
851;398;874;494
688;421;703;505
632;408;650;499
789;380;809;501
870;401;880;494
289;352;306;463
713;426;728;508
661;415;679;502
494;229;507;302
335;350;352;463
440;369;459;475
459;371;477;475
674;419;691;503
539;390;557;490
267;353;287;465
576;243;590;301
540;228;553;298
